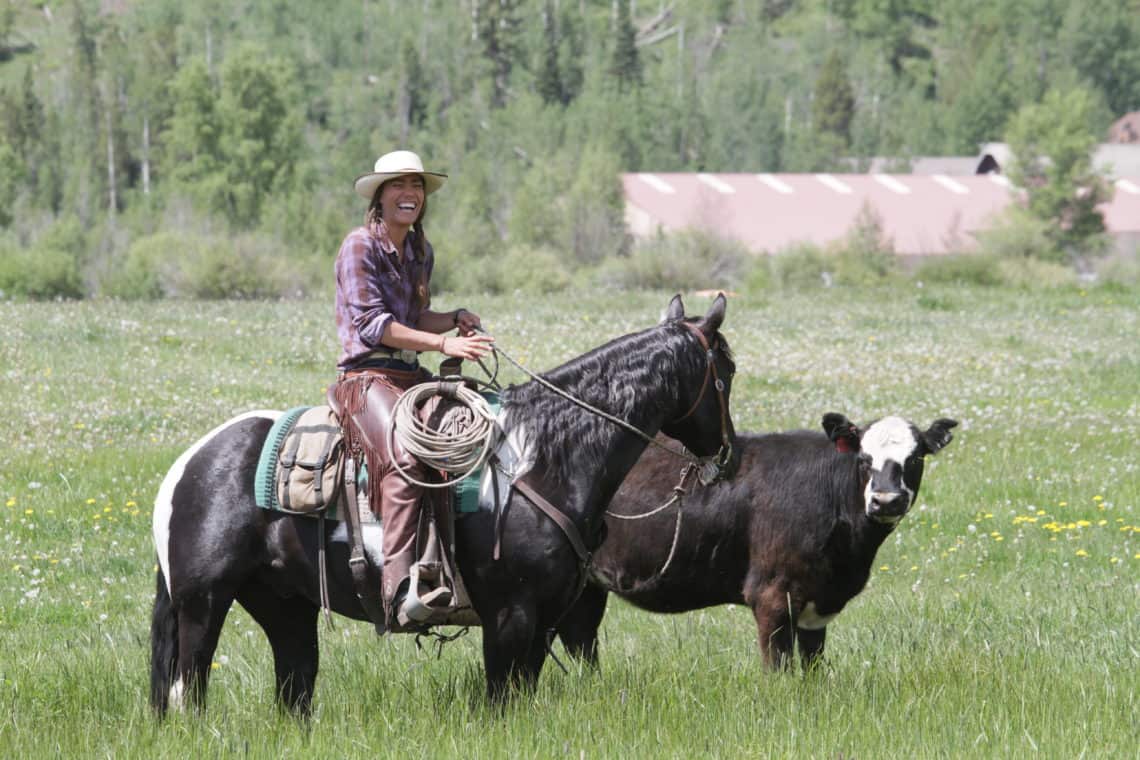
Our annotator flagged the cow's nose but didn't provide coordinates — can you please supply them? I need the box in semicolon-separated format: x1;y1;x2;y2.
869;491;906;513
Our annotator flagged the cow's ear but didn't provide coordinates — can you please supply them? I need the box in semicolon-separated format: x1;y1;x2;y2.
695;292;727;338
922;418;958;454
663;294;685;323
822;412;861;453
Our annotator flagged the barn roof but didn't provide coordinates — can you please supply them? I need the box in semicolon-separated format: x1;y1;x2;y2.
622;172;1140;256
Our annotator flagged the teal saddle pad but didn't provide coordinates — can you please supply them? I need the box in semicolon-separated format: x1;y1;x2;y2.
253;392;500;518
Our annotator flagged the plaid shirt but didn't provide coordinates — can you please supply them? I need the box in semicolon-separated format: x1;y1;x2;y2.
334;220;435;371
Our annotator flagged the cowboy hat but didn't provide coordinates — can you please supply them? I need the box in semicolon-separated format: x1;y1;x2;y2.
354;150;447;199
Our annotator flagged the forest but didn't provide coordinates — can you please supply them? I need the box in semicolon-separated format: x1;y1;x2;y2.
1;0;1138;298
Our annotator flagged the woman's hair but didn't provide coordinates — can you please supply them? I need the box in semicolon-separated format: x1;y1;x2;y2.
366;181;431;311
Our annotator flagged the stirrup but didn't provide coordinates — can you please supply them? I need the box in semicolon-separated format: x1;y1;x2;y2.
399;585;454;625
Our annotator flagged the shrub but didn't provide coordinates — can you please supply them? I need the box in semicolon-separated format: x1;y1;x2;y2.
0;242;84;299
0;218;86;299
975;208;1063;262
768;242;830;289
1093;254;1140;290
476;245;571;295
175;233;293;299
601;228;749;291
914;254;1006;287
828;203;899;286
995;257;1078;289
101;232;183;299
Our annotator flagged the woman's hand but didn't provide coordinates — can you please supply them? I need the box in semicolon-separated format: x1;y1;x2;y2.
454;308;482;337
441;333;494;360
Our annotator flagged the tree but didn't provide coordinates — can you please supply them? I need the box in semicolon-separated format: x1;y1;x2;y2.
217;44;301;225
473;0;522;108
401;36;427;137
1005;88;1111;262
557;4;585;104
536;1;563;106
1059;0;1140;117
813;51;855;145
610;0;642;92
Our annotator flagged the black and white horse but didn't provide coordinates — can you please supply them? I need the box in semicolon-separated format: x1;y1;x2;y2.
150;295;736;715
556;413;957;669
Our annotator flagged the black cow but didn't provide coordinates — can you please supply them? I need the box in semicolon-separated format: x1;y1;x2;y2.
556;413;957;669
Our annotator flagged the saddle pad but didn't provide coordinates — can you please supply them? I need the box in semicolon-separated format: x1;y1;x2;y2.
453;391;501;515
253;391;500;518
254;406;310;511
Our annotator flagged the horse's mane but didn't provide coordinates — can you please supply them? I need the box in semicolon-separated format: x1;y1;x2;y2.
501;318;730;488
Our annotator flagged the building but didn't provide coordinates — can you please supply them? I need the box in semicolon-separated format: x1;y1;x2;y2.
623;164;1140;257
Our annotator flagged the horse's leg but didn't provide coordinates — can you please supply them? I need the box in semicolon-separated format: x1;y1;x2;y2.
173;589;236;711
481;600;540;703
796;627;827;671
751;585;795;669
236;583;320;716
555;585;609;668
149;569;178;716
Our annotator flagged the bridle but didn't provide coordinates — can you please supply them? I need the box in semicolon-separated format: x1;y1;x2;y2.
670;321;734;484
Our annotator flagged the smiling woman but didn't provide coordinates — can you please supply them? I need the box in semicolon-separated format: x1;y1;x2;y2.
330;149;495;630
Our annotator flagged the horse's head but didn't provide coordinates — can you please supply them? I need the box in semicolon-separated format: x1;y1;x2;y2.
659;293;738;480
823;413;957;524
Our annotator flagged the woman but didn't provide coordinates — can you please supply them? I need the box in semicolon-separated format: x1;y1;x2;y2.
331;150;494;631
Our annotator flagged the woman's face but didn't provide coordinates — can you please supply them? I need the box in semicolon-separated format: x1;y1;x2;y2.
379;174;426;229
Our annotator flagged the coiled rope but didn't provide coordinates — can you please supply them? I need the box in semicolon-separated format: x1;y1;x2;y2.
389;381;499;488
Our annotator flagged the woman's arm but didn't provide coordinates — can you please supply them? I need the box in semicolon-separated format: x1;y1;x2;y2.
382;320;493;360
416;308;483;336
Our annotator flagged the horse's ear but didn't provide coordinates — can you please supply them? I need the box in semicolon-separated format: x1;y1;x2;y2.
695;292;726;337
822;412;861;453
663;294;685;323
921;418;958;454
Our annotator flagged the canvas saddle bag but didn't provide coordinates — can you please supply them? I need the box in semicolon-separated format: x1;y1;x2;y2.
275;406;345;513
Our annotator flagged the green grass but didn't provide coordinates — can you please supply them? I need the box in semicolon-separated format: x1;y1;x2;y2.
0;286;1137;758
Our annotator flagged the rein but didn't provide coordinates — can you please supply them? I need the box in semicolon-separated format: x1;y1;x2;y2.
605;462;699;581
481;322;733;482
478;321;732;668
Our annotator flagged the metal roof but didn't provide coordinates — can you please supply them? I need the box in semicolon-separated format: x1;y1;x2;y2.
622;172;1140;256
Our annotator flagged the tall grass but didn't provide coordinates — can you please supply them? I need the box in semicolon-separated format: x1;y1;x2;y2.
0;287;1136;757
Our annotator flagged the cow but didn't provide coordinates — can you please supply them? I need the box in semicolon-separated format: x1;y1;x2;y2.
555;413;958;669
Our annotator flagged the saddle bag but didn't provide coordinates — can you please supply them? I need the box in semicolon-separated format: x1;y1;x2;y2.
275;406;345;513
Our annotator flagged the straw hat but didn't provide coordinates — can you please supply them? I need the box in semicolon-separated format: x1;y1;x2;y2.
353;150;447;199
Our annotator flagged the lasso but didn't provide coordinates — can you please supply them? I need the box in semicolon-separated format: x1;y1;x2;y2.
389;381;498;488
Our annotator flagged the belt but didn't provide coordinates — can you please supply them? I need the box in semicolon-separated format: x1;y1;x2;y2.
365;348;419;365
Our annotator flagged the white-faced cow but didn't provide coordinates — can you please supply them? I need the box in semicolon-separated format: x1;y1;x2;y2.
556;413;957;669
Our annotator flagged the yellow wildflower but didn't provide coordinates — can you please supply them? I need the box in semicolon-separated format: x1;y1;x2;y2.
1075;549;1089;557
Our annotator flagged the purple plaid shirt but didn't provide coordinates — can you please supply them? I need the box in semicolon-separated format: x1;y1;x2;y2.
334;220;435;371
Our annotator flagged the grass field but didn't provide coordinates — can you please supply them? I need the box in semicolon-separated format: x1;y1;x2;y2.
0;287;1137;758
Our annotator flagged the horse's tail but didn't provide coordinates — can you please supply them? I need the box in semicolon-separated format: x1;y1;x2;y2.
149;564;178;717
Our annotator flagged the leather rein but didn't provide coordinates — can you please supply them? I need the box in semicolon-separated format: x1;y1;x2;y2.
491;321;733;657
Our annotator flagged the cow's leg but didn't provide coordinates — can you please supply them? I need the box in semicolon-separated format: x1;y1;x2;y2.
751;585;795;669
237;583;320;716
555;585;609;668
482;598;539;703
173;588;236;711
796;626;827;670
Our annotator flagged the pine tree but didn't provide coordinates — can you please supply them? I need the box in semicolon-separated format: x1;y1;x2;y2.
537;1;563;106
558;5;584;104
610;0;642;92
401;37;427;133
474;0;522;108
813;50;855;145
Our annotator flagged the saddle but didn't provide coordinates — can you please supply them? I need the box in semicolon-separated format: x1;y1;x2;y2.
254;391;489;634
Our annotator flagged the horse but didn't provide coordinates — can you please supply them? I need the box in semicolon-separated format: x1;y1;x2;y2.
555;413;957;670
149;294;737;715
